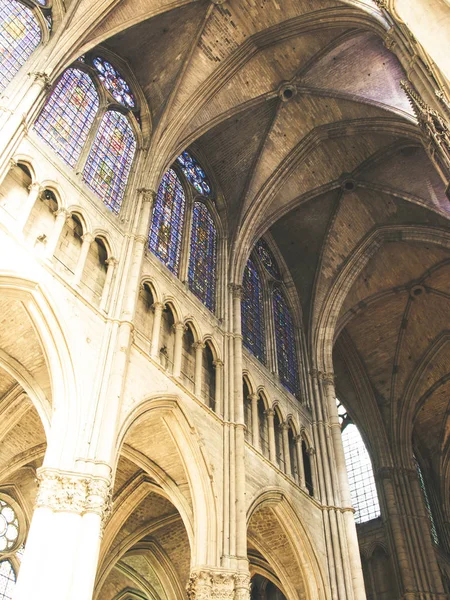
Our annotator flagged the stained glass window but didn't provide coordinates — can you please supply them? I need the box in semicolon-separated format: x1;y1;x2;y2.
0;499;19;552
414;457;439;544
188;202;217;311
92;57;135;109
82;111;136;214
34;68;99;167
0;561;15;600
242;258;266;363
149;169;186;274
0;0;42;94
337;401;381;523
255;238;281;279
273;289;300;396
176;151;211;196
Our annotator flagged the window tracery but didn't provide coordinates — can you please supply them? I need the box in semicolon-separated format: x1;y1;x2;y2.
148;153;219;313
255;238;281;279
0;0;43;93
188;202;217;311
0;500;19;552
242;258;266;363
149;168;186;275
0;560;15;600
273;288;300;397
82;111;136;214
33;55;138;212
337;400;380;523
176;151;211;196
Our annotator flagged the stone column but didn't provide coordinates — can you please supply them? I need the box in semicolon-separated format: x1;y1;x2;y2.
99;257;118;312
193;341;205;397
17;182;42;231
281;422;291;476
187;569;250;600
265;409;276;463
172;322;185;378
213;359;223;416
150;302;164;358
73;233;94;287
295;434;305;488
14;468;111;600
250;393;260;449
45;208;70;258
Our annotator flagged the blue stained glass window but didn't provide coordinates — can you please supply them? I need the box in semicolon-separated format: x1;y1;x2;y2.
273;288;300;396
149;169;186;274
188;202;217;312
0;0;42;94
92;56;135;109
34;68;99;167
176;151;211;196
256;238;281;279
82;111;136;214
0;561;15;600
242;258;266;363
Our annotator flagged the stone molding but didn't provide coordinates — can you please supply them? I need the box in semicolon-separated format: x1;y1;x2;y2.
35;468;112;526
187;570;250;600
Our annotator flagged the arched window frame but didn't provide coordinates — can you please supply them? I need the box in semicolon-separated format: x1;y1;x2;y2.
32;51;142;215
148;153;223;317
242;236;303;400
0;0;52;95
0;494;27;600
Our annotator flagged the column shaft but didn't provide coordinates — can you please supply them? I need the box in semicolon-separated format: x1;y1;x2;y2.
73;233;93;287
150;302;164;358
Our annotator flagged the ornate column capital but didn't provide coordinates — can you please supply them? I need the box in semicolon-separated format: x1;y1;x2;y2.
105;256;118;267
187;570;249;600
137;188;156;202
81;232;94;244
213;359;224;369
151;301;165;312
35;468;112;529
264;408;275;418
280;422;290;432
320;372;335;386
173;321;187;333
228;283;242;299
192;341;206;351
294;434;302;445
28;71;52;89
248;392;259;402
54;207;70;221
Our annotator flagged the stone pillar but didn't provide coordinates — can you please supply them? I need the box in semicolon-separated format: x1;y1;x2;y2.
250;393;260;449
186;569;250;600
99;257;118;312
73;233;94;287
265;409;276;463
281;422;291;476
172;322;185;377
213;359;223;416
14;468;111;600
45;208;70;258
150;302;164;358
18;182;42;231
193;341;205;397
295;434;305;488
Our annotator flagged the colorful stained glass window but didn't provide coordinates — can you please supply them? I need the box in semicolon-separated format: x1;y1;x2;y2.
0;499;19;552
82;111;136;214
0;0;42;94
176;151;211;196
255;238;281;279
242;258;266;363
273;289;300;396
34;68;99;167
0;561;15;600
188;202;217;311
92;56;135;109
149;169;186;274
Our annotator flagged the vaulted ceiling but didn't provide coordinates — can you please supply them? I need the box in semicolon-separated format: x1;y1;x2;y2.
55;0;450;523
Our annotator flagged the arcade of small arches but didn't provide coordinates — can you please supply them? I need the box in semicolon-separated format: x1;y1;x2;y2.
0;1;450;600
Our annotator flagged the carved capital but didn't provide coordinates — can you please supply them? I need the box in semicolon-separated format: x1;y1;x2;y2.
106;256;118;268
264;408;275;419
137;188;156;202
173;321;187;333
320;372;335;386
187;570;213;600
192;341;206;351
213;359;224;369
35;468;112;528
151;301;165;313
54;207;70;221
81;232;94;244
29;71;51;89
228;283;242;299
27;181;42;194
187;570;250;600
233;573;251;600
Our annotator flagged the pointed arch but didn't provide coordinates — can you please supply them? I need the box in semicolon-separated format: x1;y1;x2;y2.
82;110;137;214
34;68;99;167
0;0;42;94
188;202;217;312
148;169;186;275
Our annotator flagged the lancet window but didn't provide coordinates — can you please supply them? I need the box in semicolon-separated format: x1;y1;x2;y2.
0;0;50;94
241;239;301;399
337;400;380;523
149;152;218;313
414;456;439;545
33;54;138;214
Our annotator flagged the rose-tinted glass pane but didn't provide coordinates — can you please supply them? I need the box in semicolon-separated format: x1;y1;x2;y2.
34;68;99;167
273;289;300;396
149;169;186;274
83;111;136;214
188;202;217;312
242;258;266;363
0;0;42;93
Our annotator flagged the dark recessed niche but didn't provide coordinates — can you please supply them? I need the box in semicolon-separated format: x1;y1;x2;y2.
283;88;293;100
